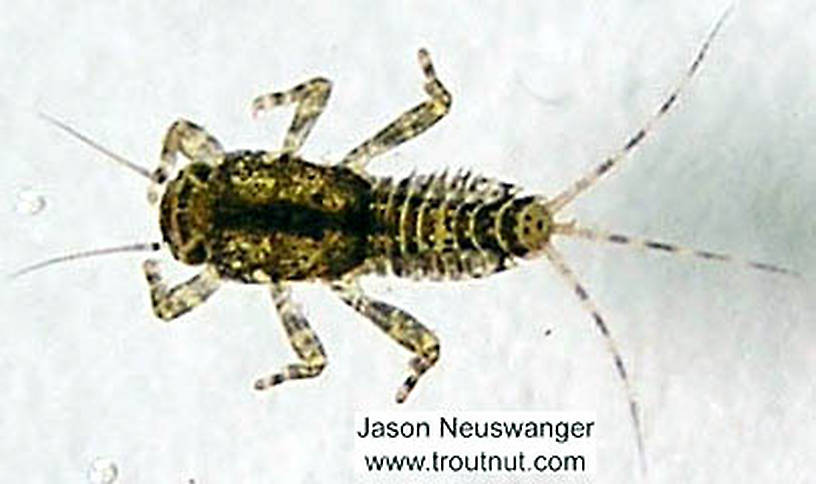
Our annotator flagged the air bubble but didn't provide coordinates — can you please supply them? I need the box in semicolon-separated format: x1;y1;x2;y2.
87;457;118;484
15;188;46;215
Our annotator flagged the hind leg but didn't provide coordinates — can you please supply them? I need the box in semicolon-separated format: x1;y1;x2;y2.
331;278;439;402
340;49;451;174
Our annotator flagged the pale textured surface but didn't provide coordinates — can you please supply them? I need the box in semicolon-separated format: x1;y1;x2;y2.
1;1;815;483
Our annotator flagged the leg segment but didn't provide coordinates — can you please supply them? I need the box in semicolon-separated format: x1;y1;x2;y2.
142;260;221;321
148;119;225;204
340;49;451;174
254;283;327;390
331;278;439;403
251;77;332;154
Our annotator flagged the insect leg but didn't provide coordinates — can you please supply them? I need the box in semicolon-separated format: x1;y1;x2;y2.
545;7;732;213
148;119;225;204
142;260;221;321
251;78;333;154
254;283;327;390
340;49;451;174
542;245;645;466
331;278;439;403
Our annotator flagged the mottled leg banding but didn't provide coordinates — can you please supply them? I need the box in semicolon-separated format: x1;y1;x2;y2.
331;279;439;403
340;48;451;173
251;77;332;154
254;283;327;390
149;119;225;204
143;260;221;321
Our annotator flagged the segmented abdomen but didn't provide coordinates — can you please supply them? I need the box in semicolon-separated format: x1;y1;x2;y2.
365;171;543;280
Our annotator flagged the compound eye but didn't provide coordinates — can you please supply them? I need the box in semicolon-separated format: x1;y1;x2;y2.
184;241;209;264
189;163;212;183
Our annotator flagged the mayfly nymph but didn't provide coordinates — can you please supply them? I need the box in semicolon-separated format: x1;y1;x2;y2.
19;8;796;464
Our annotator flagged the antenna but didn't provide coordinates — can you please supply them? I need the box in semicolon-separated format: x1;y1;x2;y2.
39;112;154;180
11;242;162;278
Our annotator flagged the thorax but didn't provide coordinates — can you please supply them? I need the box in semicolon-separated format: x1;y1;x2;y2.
159;151;374;282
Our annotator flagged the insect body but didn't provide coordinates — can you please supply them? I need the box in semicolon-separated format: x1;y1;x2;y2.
24;8;795;464
162;150;547;286
149;49;553;402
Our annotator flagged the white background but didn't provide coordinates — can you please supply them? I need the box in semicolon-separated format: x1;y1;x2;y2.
1;1;815;483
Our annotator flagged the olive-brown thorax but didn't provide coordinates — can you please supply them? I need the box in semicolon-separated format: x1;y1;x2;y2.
160;151;373;283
